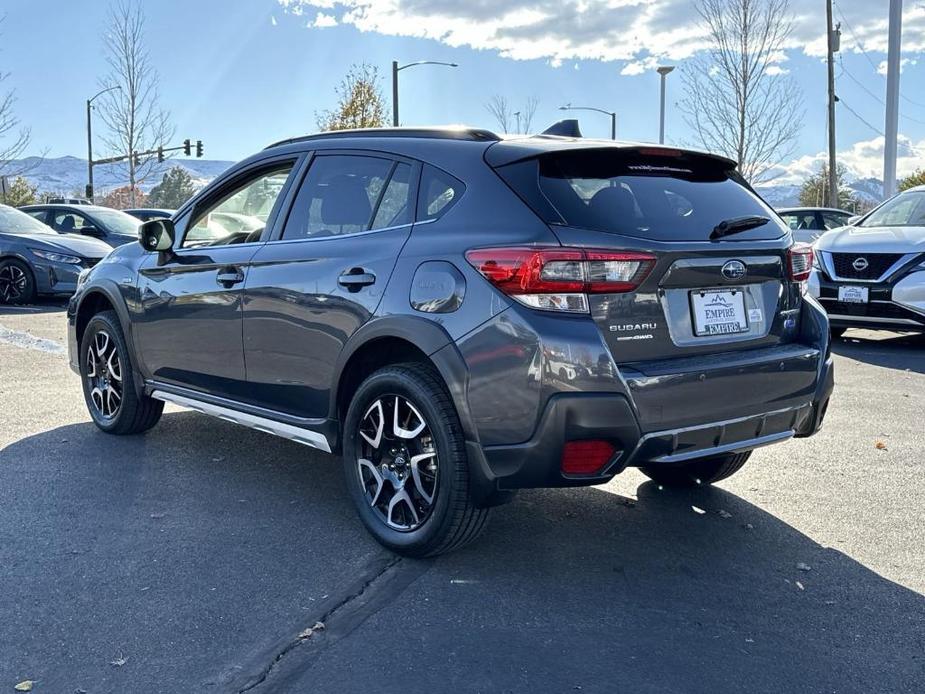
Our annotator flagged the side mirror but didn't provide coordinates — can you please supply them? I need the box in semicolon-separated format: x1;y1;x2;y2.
847;215;861;226
139;218;175;252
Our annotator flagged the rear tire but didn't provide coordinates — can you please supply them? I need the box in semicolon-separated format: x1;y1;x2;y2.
640;451;751;487
0;258;36;305
343;363;490;557
80;310;163;435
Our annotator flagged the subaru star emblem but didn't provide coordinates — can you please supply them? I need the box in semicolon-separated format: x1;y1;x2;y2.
852;257;869;272
721;260;747;280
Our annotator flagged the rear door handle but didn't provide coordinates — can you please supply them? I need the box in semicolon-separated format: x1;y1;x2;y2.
338;268;376;290
216;267;245;286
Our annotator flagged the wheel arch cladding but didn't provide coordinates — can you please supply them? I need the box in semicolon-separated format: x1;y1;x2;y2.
76;284;144;398
331;316;479;447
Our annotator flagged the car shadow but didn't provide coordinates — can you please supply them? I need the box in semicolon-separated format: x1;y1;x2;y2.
1;414;922;693
832;328;925;374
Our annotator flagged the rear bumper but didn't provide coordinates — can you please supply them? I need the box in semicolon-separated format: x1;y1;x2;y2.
474;351;832;491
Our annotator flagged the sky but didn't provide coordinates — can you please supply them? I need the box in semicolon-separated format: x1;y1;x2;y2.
2;0;925;187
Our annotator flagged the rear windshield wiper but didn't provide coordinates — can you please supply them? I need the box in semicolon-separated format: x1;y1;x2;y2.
710;215;770;240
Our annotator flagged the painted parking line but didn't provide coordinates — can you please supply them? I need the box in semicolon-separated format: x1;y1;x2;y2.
0;324;66;356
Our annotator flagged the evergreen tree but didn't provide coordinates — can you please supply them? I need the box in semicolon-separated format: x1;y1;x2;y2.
147;166;196;208
1;176;38;206
799;163;857;209
899;169;925;192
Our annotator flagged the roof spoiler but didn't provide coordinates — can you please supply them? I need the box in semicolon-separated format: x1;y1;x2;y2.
539;119;582;138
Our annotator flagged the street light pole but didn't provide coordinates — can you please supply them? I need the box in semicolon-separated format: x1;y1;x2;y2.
883;0;903;198
558;104;617;139
657;66;675;144
391;60;458;127
86;85;121;202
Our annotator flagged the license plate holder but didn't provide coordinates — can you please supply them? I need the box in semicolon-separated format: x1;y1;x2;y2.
690;288;749;336
837;285;869;304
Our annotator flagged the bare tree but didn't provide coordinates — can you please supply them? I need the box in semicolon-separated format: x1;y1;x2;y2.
0;16;31;176
97;1;173;205
680;0;803;184
485;95;540;134
317;63;387;131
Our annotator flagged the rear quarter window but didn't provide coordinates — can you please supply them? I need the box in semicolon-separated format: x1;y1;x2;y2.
417;164;465;222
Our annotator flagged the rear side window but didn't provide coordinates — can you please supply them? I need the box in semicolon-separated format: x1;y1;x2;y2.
497;149;783;242
282;155;399;240
418;165;464;221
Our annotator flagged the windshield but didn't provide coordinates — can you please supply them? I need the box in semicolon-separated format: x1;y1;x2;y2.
860;190;925;227
0;204;54;235
88;208;141;236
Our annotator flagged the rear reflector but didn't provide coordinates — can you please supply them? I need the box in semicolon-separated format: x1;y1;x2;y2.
788;243;814;282
561;440;616;475
466;247;656;313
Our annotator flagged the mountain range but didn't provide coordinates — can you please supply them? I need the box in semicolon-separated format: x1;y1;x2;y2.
7;156;889;211
9;156;234;196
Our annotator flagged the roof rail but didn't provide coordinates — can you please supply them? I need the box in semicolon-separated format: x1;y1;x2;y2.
265;126;500;150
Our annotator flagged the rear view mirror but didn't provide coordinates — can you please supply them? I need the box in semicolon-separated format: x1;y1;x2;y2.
139;218;175;252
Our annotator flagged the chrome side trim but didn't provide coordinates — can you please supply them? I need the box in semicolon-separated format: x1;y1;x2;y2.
818;251;919;283
151;389;332;453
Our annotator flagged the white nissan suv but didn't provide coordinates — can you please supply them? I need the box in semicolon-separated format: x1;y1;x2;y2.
809;185;925;336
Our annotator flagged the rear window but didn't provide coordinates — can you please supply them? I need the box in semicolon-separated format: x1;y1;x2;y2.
497;149;784;242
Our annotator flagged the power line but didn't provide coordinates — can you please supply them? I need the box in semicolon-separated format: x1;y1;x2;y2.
833;2;925;110
838;58;925;125
840;97;925;159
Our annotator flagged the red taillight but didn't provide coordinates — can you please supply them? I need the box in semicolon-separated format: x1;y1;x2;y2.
788;244;813;282
465;247;655;312
561;440;616;475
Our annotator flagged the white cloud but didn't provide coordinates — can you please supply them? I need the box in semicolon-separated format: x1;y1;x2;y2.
877;57;918;75
768;135;925;185
278;1;925;69
310;11;338;27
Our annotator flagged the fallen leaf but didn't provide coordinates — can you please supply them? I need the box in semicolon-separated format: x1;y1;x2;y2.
744;523;755;531
796;581;805;591
14;681;33;692
691;506;706;515
110;654;128;667
717;509;732;519
796;562;812;572
149;513;165;519
875;440;887;450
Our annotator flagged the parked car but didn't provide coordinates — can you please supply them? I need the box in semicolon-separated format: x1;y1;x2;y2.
0;204;110;304
67;126;834;556
777;207;854;243
809;186;925;336
45;197;91;205
20;204;140;248
124;208;175;222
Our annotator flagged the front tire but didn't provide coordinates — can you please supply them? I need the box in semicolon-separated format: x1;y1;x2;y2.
640;451;752;487
80;311;163;435
0;258;36;305
343;364;490;557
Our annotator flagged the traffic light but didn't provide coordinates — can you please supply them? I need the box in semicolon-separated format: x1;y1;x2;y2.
157;146;165;163
183;138;191;156
195;140;203;158
133;152;141;166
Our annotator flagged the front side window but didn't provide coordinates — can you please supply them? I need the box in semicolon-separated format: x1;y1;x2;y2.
861;191;925;228
183;164;294;248
87;208;140;237
281;155;401;240
53;210;92;233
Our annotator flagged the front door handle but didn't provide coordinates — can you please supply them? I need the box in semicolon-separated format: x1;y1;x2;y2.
338;268;376;291
216;267;245;286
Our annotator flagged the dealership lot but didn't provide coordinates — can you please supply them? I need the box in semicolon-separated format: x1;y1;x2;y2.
1;303;923;693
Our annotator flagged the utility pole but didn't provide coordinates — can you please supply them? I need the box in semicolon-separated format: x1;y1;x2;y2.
826;0;839;207
883;0;903;198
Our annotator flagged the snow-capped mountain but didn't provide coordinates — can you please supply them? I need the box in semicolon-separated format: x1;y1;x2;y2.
10;156;234;195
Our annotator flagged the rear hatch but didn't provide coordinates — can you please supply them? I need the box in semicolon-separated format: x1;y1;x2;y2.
489;144;805;364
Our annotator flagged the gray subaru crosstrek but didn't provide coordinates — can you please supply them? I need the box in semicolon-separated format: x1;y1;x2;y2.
67;127;834;556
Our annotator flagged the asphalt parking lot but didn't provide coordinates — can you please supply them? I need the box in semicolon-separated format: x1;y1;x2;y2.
1;301;923;694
